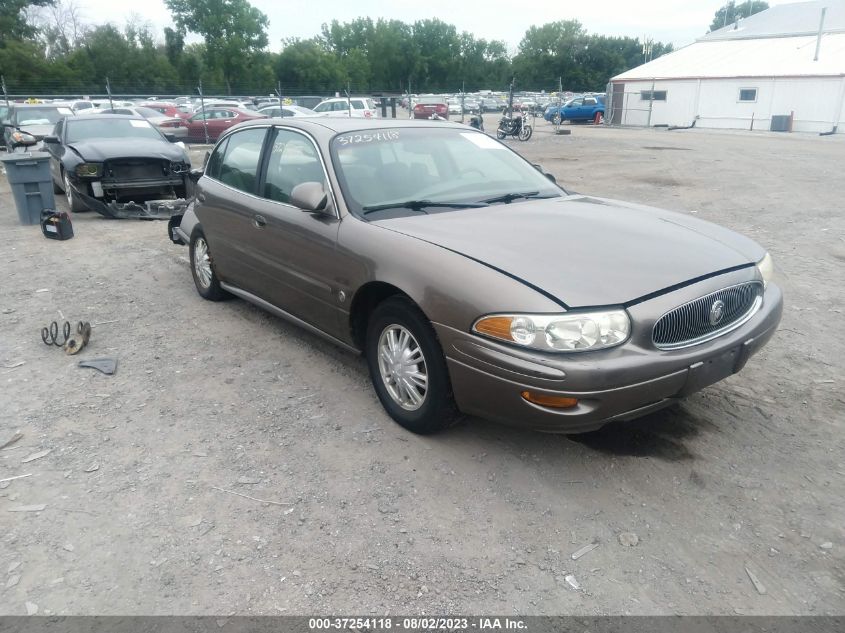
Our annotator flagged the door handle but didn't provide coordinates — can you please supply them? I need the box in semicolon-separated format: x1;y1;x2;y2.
253;214;267;228
197;193;206;202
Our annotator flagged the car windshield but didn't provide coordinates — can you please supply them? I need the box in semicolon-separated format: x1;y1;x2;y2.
14;107;70;126
66;118;164;143
331;128;564;217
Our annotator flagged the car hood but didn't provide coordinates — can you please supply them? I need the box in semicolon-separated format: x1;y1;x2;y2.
375;195;765;308
17;124;54;138
66;138;187;162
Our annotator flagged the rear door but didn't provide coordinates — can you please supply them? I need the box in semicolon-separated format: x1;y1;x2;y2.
194;126;270;290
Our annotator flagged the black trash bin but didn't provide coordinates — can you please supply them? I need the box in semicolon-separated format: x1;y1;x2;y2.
0;151;56;225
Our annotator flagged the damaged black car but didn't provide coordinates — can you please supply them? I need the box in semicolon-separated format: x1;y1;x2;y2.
43;114;191;219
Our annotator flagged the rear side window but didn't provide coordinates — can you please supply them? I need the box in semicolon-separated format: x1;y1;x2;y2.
263;129;326;205
216;128;267;194
205;137;229;180
351;100;364;110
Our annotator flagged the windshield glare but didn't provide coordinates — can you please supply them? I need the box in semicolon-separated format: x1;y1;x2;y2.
66;119;164;143
331;128;563;216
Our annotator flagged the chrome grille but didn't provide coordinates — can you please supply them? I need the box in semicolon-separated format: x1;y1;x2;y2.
652;281;763;350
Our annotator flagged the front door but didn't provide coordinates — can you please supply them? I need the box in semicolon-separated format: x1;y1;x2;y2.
246;127;343;338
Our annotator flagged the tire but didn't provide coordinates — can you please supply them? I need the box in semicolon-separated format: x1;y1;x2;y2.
52;178;62;195
496;129;506;140
189;228;229;301
365;297;460;434
594;111;604;125
63;170;88;212
519;125;533;141
552;113;561;125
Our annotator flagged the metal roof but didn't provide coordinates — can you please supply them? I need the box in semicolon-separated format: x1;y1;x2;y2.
704;0;845;41
613;1;845;81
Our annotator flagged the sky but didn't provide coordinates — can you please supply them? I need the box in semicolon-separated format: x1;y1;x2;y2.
73;0;793;52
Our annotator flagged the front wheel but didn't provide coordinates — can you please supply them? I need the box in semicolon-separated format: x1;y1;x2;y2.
552;113;561;125
496;129;506;140
365;297;460;434
594;111;605;125
63;170;88;212
519;125;533;141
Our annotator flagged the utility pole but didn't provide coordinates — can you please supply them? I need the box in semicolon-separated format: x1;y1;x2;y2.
408;78;412;119
507;78;515;118
461;81;465;123
345;82;351;118
197;79;209;145
1;75;9;109
642;37;654;64
106;77;113;110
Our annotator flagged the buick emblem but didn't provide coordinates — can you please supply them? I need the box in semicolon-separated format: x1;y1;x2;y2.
709;300;726;325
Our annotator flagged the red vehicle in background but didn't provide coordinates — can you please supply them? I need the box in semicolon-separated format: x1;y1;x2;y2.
185;107;266;143
139;102;190;119
412;97;448;120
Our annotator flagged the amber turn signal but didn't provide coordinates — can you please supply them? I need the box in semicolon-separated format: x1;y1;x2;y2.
474;316;514;341
521;391;579;409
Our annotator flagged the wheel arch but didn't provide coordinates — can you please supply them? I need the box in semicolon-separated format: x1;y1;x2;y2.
348;281;422;350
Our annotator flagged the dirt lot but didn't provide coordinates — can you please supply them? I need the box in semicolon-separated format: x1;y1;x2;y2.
0;120;843;616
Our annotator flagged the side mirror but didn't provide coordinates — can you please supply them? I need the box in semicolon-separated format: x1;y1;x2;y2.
544;172;557;184
164;133;177;142
42;135;60;144
290;181;328;213
202;151;210;169
188;168;203;183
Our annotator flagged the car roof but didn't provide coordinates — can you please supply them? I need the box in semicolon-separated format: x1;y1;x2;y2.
231;117;469;135
71;114;148;121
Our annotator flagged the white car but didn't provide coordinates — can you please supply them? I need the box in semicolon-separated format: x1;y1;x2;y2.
312;97;378;118
258;105;318;118
447;100;462;115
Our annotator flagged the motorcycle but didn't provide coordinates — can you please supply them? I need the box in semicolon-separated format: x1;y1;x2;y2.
496;109;532;141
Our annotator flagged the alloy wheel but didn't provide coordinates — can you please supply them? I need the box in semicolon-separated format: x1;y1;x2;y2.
193;237;213;289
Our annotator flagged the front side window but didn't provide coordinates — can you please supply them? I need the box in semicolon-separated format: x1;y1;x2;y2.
263;129;327;205
217;128;266;194
351;100;364;110
739;88;757;102
314;102;332;113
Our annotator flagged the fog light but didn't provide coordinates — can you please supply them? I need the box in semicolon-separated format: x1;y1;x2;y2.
521;391;578;409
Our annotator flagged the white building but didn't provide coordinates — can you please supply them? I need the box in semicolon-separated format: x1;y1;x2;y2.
608;0;845;134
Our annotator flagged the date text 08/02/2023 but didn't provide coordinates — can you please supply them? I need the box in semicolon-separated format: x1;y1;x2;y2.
307;617;528;630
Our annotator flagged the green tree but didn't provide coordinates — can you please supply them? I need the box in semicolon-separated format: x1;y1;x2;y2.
710;1;769;32
276;38;342;92
165;0;269;94
1;0;54;46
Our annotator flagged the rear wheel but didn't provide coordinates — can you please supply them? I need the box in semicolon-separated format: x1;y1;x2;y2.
552;113;562;125
189;228;228;301
366;297;460;434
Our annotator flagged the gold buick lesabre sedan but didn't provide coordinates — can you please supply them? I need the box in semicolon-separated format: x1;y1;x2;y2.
169;118;782;434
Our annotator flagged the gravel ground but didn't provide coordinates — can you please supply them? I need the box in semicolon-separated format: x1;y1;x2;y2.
0;119;843;616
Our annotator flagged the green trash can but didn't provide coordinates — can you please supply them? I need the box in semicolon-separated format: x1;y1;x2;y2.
1;151;56;225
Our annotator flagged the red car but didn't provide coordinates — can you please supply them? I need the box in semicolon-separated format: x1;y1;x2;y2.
139;102;190;119
412;99;448;120
185;107;266;143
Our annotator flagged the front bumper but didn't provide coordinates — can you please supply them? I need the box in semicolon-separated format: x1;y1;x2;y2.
436;275;783;433
72;173;188;219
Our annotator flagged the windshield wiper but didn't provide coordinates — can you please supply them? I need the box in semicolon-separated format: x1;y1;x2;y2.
362;200;488;215
482;191;547;204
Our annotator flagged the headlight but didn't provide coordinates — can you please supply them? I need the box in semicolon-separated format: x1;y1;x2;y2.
10;131;37;144
75;163;102;177
473;310;631;352
756;252;774;288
